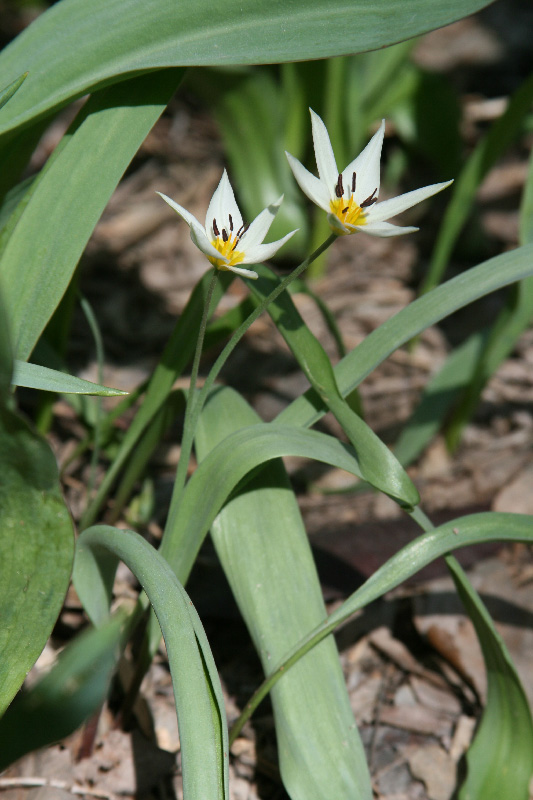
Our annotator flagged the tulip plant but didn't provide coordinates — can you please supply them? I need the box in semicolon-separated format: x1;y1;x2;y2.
1;2;533;800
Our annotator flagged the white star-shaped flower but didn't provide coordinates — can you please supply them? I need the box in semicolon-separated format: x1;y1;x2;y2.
286;109;452;238
157;170;297;279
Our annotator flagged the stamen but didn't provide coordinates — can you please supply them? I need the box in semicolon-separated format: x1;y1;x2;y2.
335;174;344;198
342;207;349;214
229;214;234;232
351;172;356;193
236;222;249;239
361;188;378;208
222;229;228;243
213;218;220;237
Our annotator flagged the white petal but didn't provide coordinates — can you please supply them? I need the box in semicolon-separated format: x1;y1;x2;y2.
205;169;243;239
241;229;298;264
357;221;419;237
226;265;259;279
310;109;338;196
285;151;331;211
157;191;203;231
190;223;228;262
326;212;350;234
239;196;283;250
364;180;453;225
343;120;385;204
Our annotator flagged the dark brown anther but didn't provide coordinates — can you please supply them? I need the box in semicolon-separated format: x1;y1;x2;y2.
361;188;378;208
213;218;220;237
342;207;349;214
335;173;344;198
236;222;249;239
351;172;356;193
222;228;229;242
229;214;234;232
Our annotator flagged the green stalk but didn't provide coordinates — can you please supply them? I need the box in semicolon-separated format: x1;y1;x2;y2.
161;233;337;547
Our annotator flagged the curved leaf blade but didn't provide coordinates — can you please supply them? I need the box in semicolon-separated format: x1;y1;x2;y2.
0;0;494;137
250;264;419;508
74;525;229;800
277;244;533;428
161;415;367;577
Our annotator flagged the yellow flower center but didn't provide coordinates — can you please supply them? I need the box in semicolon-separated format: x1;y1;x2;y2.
329;195;367;234
208;235;245;270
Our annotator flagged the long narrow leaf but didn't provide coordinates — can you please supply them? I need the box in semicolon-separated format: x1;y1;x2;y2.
248;264;419;508
74;525;228;800
0;68;183;361
277;244;533;429
0;0;494;138
12;360;128;396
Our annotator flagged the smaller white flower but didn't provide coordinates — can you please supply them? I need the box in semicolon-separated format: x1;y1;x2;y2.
157;170;297;279
286;109;453;238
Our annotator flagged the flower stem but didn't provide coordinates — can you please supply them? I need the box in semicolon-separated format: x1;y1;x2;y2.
162;233;337;543
164;269;219;527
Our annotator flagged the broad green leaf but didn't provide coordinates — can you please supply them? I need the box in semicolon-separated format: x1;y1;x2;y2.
421;73;533;295
194;387;372;800
12;360;128;396
0;0;494;138
74;525;229;800
0;68;184;362
0;614;127;767
249;264;419;509
277;244;533;429
161;412;367;578
0;406;74;716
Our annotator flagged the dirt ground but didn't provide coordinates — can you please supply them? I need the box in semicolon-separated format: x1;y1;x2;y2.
2;2;533;799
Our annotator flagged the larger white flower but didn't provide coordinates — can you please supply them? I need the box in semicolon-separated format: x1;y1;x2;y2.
157;170;297;279
286;109;452;238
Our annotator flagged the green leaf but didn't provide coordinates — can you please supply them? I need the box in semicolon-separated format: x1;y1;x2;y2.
194;387;372;800
0;0;494;138
0;406;74;716
74;525;229;800
0;73;27;111
447;557;533;800
249;264;419;509
277;244;533;429
161;410;368;578
0;614;127;767
0;68;184;361
238;510;533;791
12;360;129;396
0;293;12;402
